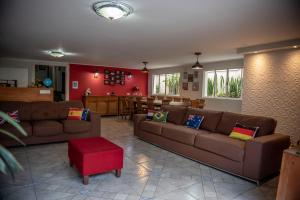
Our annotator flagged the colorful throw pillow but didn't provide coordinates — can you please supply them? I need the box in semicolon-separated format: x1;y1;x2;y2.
68;108;84;120
152;111;168;123
146;110;155;121
81;108;89;121
0;110;20;125
186;115;204;129
229;123;259;141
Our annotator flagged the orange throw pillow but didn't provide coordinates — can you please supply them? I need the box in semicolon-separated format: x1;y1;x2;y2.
68;108;83;120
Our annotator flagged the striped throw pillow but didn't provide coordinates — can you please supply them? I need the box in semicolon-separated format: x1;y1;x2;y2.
229;123;259;141
67;108;84;120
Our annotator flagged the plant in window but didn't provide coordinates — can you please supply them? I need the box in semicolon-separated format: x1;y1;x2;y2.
207;78;214;96
228;77;242;98
166;74;180;95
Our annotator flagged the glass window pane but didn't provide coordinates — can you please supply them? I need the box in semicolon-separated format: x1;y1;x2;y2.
215;70;227;97
166;73;180;95
204;71;215;97
153;75;160;94
159;74;166;95
228;68;242;98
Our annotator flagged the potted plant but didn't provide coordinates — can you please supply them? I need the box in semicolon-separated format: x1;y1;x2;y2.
0;111;27;178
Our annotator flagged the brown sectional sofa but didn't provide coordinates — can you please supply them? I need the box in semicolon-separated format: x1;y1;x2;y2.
0;101;101;147
134;105;290;184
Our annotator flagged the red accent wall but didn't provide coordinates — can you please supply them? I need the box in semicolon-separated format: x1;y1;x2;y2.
69;64;148;100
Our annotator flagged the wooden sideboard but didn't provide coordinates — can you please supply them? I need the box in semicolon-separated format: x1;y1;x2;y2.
83;96;119;116
0;87;53;102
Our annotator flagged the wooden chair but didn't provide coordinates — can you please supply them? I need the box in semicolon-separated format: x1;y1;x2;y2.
157;96;164;100
147;98;155;110
166;96;173;101
173;97;182;102
182;98;191;106
136;97;147;114
120;97;134;119
162;99;171;106
191;99;205;109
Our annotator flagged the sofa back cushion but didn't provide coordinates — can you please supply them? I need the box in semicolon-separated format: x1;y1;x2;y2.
216;112;277;137
57;101;84;119
0;101;32;121
31;101;60;120
161;105;187;125
185;108;223;132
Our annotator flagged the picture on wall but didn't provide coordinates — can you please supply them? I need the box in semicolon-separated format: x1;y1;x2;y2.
103;68;126;86
194;71;198;79
72;81;78;89
182;82;188;90
104;80;109;85
192;82;199;91
188;74;193;82
183;72;188;80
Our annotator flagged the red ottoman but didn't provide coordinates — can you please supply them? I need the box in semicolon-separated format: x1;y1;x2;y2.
68;137;123;185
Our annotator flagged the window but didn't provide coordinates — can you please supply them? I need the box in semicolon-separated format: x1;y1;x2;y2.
203;68;243;99
152;73;180;95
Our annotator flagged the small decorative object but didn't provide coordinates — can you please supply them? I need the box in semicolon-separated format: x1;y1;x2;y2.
194;71;198;79
182;82;188;90
104;69;110;74
68;108;84;120
81;109;89;121
152;111;168;123
104;80;109;85
84;88;92;96
186;115;204;129
146;110;156;121
32;79;43;87
43;78;52;88
72;81;79;89
127;72;133;79
188;74;193;82
229;123;259;141
132;86;139;95
192;82;199;91
183;72;188;80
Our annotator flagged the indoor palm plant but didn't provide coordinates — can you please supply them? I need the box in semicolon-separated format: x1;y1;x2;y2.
0;111;27;179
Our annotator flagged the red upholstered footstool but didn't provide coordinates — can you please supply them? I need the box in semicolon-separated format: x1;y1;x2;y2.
68;137;123;185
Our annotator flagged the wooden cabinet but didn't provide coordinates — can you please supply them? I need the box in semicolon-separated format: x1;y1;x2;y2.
83;96;119;116
276;148;300;200
0;87;53;102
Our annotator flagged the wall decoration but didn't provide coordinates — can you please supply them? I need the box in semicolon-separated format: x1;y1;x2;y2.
188;74;193;82
103;69;126;86
182;82;188;90
72;81;78;89
193;71;198;79
192;82;199;91
183;72;188;80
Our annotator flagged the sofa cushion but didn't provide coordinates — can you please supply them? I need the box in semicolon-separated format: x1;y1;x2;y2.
185;108;223;132
162;105;187;125
31;102;60;120
194;133;245;162
0;101;32;121
216;112;277;137
62;120;91;134
140;121;163;135
57;101;84;120
0;121;32;138
33;120;63;137
161;123;210;145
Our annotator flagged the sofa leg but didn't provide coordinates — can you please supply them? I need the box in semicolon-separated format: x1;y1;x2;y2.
83;176;89;185
116;169;121;177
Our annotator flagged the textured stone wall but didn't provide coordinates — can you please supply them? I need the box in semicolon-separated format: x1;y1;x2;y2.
242;49;300;144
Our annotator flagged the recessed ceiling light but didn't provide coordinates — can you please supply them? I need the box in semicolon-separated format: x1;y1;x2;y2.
93;1;133;20
48;50;64;57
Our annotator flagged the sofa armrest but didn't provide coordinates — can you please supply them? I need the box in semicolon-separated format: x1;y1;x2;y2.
243;133;290;181
133;114;147;136
89;111;101;136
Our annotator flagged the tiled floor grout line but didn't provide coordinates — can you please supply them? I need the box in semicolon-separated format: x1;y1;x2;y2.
24;148;37;200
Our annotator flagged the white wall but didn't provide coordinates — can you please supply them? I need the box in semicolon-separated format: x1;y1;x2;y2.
0;58;70;100
0;67;29;87
149;59;244;113
242;49;300;144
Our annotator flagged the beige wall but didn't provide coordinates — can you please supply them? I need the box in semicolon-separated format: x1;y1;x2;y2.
242;49;300;144
148;59;243;112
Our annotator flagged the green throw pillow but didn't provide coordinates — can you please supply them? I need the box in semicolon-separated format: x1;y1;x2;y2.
152;111;168;123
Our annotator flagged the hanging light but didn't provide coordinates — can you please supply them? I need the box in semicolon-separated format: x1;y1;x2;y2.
93;1;133;20
141;61;149;73
192;52;203;69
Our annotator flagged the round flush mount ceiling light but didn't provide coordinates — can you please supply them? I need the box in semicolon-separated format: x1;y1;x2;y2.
93;1;133;20
48;50;64;58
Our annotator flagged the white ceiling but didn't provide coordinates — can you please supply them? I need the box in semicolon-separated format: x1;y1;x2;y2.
0;0;299;69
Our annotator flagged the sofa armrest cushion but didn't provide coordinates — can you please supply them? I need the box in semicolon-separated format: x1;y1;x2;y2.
133;114;147;136
243;133;290;180
89;111;101;136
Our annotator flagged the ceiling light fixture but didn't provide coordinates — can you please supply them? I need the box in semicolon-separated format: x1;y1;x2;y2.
48;50;64;58
191;52;203;69
93;1;133;20
141;61;149;73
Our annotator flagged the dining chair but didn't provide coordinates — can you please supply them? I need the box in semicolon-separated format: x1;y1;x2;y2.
173;97;182;102
147;97;155;110
162;99;171;105
182;98;191;106
136;97;147;114
191;99;205;109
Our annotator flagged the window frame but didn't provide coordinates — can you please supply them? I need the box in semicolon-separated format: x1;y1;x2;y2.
202;67;243;100
152;72;181;96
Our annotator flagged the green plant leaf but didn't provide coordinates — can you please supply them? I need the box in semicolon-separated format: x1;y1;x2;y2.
0;129;25;146
0;111;27;137
0;145;23;178
0;158;7;174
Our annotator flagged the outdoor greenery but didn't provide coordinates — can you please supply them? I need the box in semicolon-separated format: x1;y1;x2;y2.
0;111;27;179
228;77;242;98
153;73;180;95
166;73;180;95
207;78;214;96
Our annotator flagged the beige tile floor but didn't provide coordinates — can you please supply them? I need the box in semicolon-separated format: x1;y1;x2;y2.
0;117;279;200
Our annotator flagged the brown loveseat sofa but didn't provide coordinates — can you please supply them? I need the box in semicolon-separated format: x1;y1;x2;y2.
0;101;101;147
134;105;290;184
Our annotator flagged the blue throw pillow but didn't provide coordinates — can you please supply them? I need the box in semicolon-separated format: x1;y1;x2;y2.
186;115;204;129
81;108;89;121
